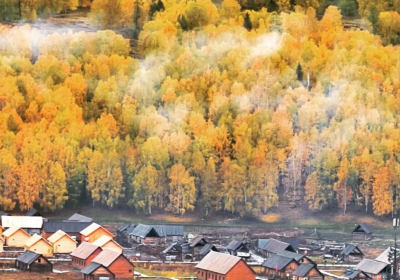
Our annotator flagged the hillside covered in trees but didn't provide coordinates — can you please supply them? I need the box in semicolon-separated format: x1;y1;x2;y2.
0;0;398;219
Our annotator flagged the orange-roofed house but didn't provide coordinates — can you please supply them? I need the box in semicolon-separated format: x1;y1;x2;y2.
3;227;31;247
71;242;102;268
81;223;114;243
24;234;53;257
86;248;134;279
48;230;77;254
196;251;256;280
92;235;123;253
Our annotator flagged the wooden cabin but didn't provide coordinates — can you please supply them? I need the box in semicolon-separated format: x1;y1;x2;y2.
355;259;390;280
199;244;219;260
161;242;183;261
71;242;103;268
81;223;114;243
81;262;115;280
15;250;52;272
129;224;161;245
42;220;92;241
92;235;123;253
3;226;31;247
24;234;53;257
153;225;184;244
1;216;43;235
68;213;93;223
261;238;297;258
190;235;209;257
89;248;135;279
226;240;251;258
293;263;324;280
262;255;299;277
340;244;364;263
352;224;372;240
196;251;256;280
47;230;77;254
277;250;315;265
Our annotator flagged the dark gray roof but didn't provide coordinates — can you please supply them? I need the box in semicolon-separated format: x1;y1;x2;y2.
25;209;39;216
262;255;297;270
341;244;363;256
43;221;92;233
162;243;182;254
0;211;10;216
81;262;113;275
16;250;41;264
130;224;160;238
353;223;372;235
190;236;208;247
258;239;269;249
349;270;371;279
263;239;294;254
277;250;305;261
277;237;299;250
68;213;93;223
226;240;243;251
126;224;136;234
293;263;316;277
199;244;218;256
154;225;184;236
355;259;389;275
117;224;130;232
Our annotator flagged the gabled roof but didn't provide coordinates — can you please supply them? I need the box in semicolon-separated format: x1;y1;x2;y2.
258;239;269;249
162;242;182;254
47;230;77;244
190;235;208;247
92;235;122;250
375;247;400;264
196;251;245;274
355;259;389;275
199;244;218;256
44;221;92;233
130;224;160;238
352;224;372;235
226;240;244;251
153;225;184;236
277;237;300;250
25;234;51;248
262;255;297;270
125;224;136;235
293;263;318;277
348;270;371;279
262;238;294;254
68;213;93;223
71;242;100;259
277;250;306;261
80;223;114;237
25;208;39;216
117;224;130;232
81;262;114;275
91;249;131;267
16;250;42;264
2;216;43;229
3;226;29;238
341;244;363;256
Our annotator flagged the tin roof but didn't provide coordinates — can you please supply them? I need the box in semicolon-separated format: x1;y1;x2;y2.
162;242;182;254
47;230;77;244
80;223;114;237
262;255;297;270
258;239;269;249
25;208;39;216
2;216;43;229
195;251;243;274
226;240;244;251
190;235;208;247
262;238;294;253
130;224;160;238
68;213;93;223
25;234;51;248
44;221;92;233
16;250;42;264
3;226;29;238
154;225;184;236
355;259;389;275
348;270;371;279
91;249;123;267
341;244;364;256
375;247;400;264
81;262;102;274
277;250;306;261
199;244;218;256
352;223;372;235
71;242;100;259
293;263;316;277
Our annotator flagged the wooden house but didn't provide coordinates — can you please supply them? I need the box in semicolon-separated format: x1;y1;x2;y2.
190;235;209;257
355;259;390;280
81;223;114;243
89;248;135;279
153;225;184;243
293;263;324;280
277;250;315;265
161;242;183;261
262;255;299;277
24;234;53;257
199;244;219;260
81;262;115;280
261;238;296;258
43;220;92;241
348;270;372;280
226;240;251;258
47;230;77;254
352;224;372;240
93;235;123;253
340;244;364;263
129;224;161;245
1;216;43;235
15;250;52;272
25;208;41;217
71;242;103;268
195;251;256;280
3;226;31;247
68;213;94;223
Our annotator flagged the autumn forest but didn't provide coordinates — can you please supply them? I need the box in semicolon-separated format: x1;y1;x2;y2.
0;0;398;219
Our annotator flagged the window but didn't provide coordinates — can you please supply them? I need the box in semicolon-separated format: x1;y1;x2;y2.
38;259;41;263
129;270;132;273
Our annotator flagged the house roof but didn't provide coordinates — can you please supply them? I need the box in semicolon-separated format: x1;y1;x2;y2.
190;235;207;247
16;250;42;264
92;235;122;249
293;263;316;277
125;224;136;235
226;240;244;251
277;250;306;261
25;208;39;216
341;244;363;256
199;244;218;256
44;221;92;233
117;224;130;232
262;238;293;254
71;242;100;259
355;259;389;275
0;211;10;216
153;225;184;236
195;251;243;274
48;230;77;244
68;213;93;223
258;239;269;249
1;216;43;229
25;234;51;247
130;224;160;238
277;237;300;250
375;247;400;264
80;223;114;237
262;255;297;270
348;270;371;279
162;243;182;254
3;226;29;238
81;262;114;275
91;249;126;267
353;223;372;235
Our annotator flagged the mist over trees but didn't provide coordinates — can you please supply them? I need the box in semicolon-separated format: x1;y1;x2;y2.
0;0;398;218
